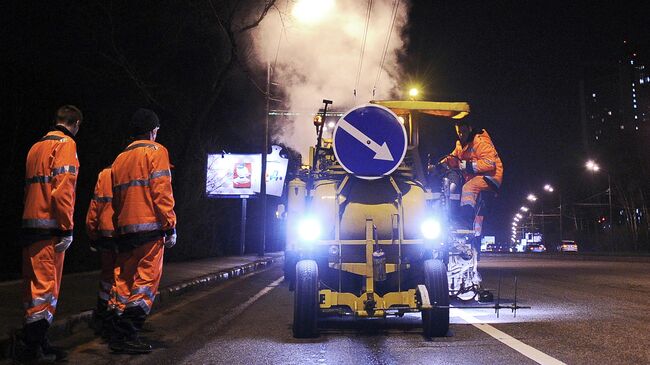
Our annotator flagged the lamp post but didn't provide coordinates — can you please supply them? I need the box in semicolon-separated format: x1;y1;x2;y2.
586;160;613;232
543;184;562;241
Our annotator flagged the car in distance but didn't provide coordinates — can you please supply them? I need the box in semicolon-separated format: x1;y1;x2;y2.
557;240;578;252
526;243;546;253
484;243;513;253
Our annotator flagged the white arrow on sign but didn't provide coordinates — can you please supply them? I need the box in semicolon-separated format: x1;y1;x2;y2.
337;118;394;161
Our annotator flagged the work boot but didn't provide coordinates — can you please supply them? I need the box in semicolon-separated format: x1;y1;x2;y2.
453;204;476;230
122;306;147;331
109;337;152;354
16;344;56;364
18;320;57;364
41;337;67;361
109;311;152;354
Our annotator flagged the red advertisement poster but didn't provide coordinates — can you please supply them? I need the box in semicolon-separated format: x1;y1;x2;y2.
233;162;252;188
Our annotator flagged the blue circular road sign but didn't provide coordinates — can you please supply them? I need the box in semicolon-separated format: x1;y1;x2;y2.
332;104;407;179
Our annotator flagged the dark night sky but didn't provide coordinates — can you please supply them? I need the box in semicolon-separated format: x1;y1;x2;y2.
0;1;648;272
406;0;650;240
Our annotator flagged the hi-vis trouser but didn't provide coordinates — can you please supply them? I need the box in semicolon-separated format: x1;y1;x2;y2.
98;249;117;309
461;176;491;237
22;239;64;324
110;238;164;316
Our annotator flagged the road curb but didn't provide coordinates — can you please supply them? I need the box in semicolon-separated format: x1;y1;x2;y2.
1;255;279;360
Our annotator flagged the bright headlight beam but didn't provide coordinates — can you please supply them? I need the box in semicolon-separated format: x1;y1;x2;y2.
421;219;442;240
298;217;321;242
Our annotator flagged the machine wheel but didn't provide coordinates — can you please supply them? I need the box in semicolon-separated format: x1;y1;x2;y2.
422;259;450;338
292;259;319;338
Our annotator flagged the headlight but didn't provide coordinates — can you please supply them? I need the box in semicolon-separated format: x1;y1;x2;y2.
298;217;321;242
420;218;442;240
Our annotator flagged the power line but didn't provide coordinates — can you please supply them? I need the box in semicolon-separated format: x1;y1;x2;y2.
354;0;373;101
373;0;400;97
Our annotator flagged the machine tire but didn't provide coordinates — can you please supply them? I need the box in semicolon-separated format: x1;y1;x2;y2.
422;259;450;338
292;259;319;338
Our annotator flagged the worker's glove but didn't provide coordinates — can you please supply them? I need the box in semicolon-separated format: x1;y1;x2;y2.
55;236;73;252
459;160;467;170
163;229;177;248
89;241;98;252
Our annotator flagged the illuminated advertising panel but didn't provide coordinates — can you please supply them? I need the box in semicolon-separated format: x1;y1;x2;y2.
206;145;288;198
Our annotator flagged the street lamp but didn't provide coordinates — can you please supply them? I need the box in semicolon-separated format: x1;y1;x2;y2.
527;194;538;202
586;159;613;232
585;160;600;172
408;87;419;101
292;0;335;24
544;184;554;193
520;206;529;212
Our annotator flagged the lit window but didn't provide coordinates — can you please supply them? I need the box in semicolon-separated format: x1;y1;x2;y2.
634;104;637;108
647;77;650;82
635;115;639;119
633;99;637;103
631;60;634;65
641;79;645;84
595;136;599;140
633;88;636;92
620;125;624;129
636;126;639;130
592;93;596;98
608;111;612;115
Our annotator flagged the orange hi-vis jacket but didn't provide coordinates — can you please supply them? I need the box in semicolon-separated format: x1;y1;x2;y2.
22;127;79;239
85;167;115;242
111;140;176;243
445;129;503;191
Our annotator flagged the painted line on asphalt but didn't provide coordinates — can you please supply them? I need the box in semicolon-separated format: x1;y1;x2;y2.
211;276;285;330
452;308;566;365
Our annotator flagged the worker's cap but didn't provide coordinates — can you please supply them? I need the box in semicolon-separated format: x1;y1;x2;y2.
129;108;160;136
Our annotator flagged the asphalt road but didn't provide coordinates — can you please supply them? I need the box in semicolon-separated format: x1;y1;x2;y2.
52;256;650;364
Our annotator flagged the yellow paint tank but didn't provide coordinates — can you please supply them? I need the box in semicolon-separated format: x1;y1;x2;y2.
310;177;426;240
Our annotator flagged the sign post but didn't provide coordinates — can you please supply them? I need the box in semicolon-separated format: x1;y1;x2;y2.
240;195;248;255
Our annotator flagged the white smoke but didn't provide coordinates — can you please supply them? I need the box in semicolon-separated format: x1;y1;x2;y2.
252;0;410;159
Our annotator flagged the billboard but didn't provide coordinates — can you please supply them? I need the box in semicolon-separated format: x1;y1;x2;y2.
206;145;288;198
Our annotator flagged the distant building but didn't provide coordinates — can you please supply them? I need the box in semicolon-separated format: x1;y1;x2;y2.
581;41;649;148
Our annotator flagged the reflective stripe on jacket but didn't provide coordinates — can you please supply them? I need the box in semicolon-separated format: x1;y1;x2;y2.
445;129;503;190
86;167;115;240
22;129;79;236
111;140;176;238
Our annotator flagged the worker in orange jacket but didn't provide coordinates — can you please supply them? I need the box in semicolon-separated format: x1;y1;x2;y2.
108;108;177;354
442;118;503;234
19;105;83;363
85;166;116;336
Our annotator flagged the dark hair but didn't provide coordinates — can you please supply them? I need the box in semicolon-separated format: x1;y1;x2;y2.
131;132;152;141
55;105;83;126
454;116;472;127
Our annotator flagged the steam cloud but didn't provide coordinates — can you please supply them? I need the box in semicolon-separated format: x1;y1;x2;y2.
252;0;410;159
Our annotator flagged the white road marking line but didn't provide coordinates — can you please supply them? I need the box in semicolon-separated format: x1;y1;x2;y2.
452;308;566;365
212;276;284;329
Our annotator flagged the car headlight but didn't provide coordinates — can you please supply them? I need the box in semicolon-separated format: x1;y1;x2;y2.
297;217;321;242
420;218;442;240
